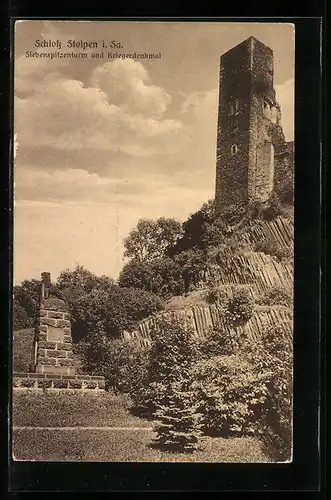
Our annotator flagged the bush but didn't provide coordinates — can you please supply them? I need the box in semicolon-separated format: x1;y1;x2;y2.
244;325;293;461
261;192;285;221
227;288;254;327
191;323;292;459
254;238;292;261
257;285;293;308
204;284;229;309
199;324;235;358
12;328;34;372
75;328;153;410
193;354;269;436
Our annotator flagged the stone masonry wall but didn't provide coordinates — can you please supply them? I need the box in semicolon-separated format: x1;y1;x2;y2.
13;372;105;393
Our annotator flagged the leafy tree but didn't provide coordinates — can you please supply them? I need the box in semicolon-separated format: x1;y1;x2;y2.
56;264;114;307
168;199;216;254
72;285;164;341
118;259;154;291
118;257;184;297
13;300;34;330
124;218;183;263
13;279;40;327
173;249;207;293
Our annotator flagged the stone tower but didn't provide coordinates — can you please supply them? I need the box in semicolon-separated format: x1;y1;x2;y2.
215;36;288;212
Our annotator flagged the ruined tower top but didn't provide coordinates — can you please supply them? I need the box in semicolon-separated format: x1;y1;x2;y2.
215;36;288;213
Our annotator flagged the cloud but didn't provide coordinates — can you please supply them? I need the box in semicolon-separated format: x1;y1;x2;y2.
14;166;156;204
90;59;171;119
15;58;183;158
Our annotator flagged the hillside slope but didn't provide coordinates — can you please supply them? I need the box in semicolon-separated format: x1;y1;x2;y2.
123;215;294;347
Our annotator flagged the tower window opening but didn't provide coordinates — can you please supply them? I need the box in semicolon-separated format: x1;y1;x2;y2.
231;144;238;155
229;99;240;116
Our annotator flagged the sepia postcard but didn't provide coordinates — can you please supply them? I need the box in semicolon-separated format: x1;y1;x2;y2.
12;20;295;463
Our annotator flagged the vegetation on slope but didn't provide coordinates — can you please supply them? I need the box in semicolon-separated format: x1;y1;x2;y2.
13;185;293;460
12;328;34;372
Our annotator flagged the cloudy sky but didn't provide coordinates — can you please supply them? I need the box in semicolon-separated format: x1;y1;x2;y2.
13;21;294;285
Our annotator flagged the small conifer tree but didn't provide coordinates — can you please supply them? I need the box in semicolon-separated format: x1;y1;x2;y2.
148;318;202;453
154;379;202;452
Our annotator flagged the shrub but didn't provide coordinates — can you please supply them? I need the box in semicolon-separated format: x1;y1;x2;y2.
254;238;292;261
193;354;269;436
227;288;254;327
261;192;285;221
204;284;229;309
199;324;235;358
12;328;35;372
244;325;293;461
257;285;293;308
102;339;152;410
75;328;153;409
191;323;292;458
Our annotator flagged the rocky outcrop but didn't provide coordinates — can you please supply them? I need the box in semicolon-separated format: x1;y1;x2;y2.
122;304;292;348
122;215;293;350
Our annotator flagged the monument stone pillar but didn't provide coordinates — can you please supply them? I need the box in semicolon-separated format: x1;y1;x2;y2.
33;272;76;376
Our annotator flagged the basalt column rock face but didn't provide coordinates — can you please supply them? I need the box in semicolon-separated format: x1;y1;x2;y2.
32;272;76;376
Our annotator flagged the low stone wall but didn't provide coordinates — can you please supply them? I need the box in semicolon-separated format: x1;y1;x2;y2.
13;372;105;392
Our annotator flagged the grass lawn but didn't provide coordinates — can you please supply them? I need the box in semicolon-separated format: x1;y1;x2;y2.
12;428;268;462
12;391;269;462
12;391;151;428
